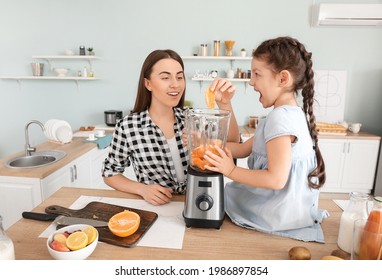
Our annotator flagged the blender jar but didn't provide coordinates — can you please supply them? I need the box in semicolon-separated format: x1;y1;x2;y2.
185;108;231;172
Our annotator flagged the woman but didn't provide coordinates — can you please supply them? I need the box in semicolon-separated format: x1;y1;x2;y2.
102;49;239;205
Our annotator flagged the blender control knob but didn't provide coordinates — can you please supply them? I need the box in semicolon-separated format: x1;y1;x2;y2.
196;194;213;211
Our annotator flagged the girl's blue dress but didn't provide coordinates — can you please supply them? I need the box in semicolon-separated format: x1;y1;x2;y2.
225;105;329;243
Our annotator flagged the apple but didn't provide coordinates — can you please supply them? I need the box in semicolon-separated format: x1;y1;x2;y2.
50;240;70;252
53;233;67;244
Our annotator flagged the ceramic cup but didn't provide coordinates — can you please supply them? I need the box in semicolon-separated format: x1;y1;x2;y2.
88;133;96;141
96;130;105;137
349;123;362;134
226;69;234;79
351;219;382;260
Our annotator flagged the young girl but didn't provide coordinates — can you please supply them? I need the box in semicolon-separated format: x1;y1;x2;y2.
204;37;328;242
102;49;239;206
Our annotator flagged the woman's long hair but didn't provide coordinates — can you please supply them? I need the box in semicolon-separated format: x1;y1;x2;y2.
132;49;186;113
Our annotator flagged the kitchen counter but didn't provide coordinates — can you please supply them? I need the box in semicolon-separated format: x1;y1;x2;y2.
1;127;379;179
0;137;97;179
6;187;349;260
239;126;381;140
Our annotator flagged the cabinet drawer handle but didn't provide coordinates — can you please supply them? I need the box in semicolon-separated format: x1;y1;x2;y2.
70;167;74;183
73;165;78;180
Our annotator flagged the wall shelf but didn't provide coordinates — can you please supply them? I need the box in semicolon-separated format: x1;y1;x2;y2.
0;76;99;91
182;56;251;93
0;76;98;81
191;77;250;93
181;55;251;60
191;77;250;82
32;55;99;69
0;54;100;90
182;55;251;69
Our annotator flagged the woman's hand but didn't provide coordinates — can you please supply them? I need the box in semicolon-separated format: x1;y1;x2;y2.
209;78;236;106
204;145;236;177
139;184;173;205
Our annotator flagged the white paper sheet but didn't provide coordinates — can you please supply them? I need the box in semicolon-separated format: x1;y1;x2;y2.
333;199;348;211
314;70;347;123
39;195;186;249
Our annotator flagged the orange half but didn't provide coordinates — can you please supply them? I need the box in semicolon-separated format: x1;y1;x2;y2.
205;87;215;109
108;210;141;237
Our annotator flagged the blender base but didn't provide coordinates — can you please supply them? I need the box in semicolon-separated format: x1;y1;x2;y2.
183;212;224;229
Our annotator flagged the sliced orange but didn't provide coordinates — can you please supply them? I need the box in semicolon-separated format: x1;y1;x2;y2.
83;225;98;245
205;87;215;109
108;210;141;237
65;231;88;251
191;157;205;170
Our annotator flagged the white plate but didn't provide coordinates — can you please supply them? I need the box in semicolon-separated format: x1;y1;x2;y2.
56;126;73;144
86;137;97;141
52;120;72;142
45;119;58;140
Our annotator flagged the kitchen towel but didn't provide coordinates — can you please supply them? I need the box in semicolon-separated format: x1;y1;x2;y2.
84;134;112;149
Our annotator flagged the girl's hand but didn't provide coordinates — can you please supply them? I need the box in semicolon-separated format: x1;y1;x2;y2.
139;184;173;205
210;78;236;105
204;145;236;177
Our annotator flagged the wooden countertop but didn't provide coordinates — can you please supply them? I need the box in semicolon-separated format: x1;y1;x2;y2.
239;126;381;140
6;187;349;260
2;127;379;179
0;137;97;179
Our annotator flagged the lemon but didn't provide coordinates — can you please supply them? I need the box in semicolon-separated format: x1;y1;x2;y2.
83;226;98;245
66;231;88;251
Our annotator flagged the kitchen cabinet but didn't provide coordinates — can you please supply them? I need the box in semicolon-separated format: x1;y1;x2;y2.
41;149;94;199
0;176;42;230
0;144;139;229
318;138;380;193
0;146;109;229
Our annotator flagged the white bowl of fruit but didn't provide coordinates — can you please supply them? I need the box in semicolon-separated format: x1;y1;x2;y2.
47;224;98;260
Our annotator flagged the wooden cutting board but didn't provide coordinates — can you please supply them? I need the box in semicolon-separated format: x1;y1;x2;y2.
45;201;158;248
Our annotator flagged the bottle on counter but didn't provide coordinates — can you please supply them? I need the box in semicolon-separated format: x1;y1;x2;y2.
0;215;15;260
337;192;371;253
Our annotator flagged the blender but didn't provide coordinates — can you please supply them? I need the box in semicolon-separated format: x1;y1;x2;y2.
183;108;231;229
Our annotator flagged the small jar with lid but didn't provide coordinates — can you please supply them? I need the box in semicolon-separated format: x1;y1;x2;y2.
213;40;220;56
199;44;208;56
79;45;86;56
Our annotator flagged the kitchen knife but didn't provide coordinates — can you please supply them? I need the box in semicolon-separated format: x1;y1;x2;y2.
22;211;108;227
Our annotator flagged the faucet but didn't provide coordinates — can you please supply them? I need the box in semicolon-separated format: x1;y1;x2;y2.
25;120;45;156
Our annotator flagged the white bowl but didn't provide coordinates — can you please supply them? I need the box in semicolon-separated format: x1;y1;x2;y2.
54;68;69;77
64;49;74;56
47;224;98;260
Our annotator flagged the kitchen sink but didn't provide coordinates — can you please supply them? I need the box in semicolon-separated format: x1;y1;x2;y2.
5;150;66;169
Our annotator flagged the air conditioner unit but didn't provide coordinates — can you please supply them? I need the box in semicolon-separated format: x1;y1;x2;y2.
312;3;382;27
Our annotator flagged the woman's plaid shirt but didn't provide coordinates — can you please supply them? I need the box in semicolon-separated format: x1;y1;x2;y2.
102;108;189;194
